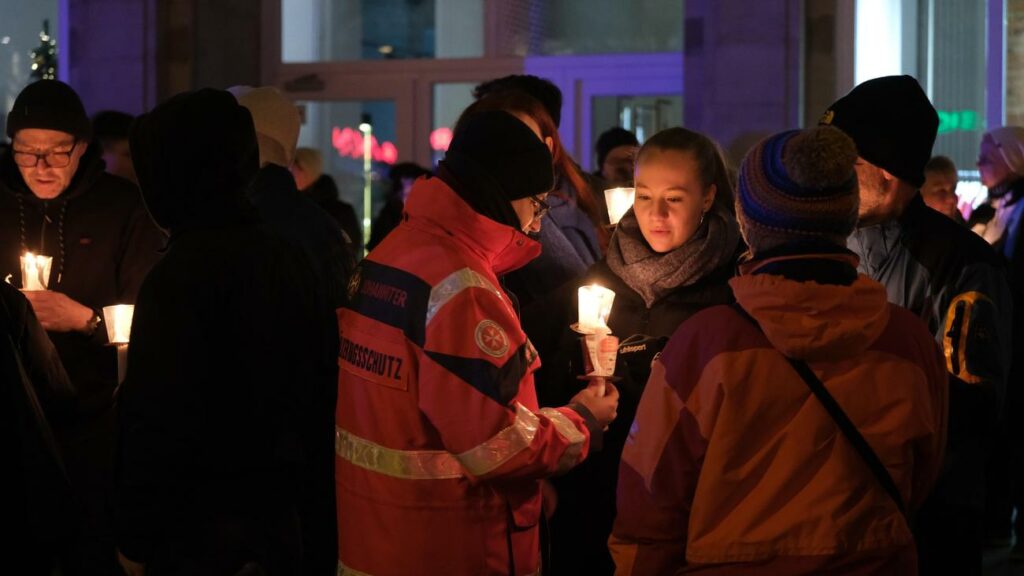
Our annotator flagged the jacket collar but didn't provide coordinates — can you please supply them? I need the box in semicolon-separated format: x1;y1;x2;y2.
846;193;930;274
742;244;859;286
731;252;890;361
403;176;540;276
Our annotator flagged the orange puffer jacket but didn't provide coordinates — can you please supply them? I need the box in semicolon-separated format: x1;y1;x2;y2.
336;176;598;576
611;254;948;575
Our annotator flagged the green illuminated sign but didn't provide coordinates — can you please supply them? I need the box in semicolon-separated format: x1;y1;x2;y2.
937;109;980;134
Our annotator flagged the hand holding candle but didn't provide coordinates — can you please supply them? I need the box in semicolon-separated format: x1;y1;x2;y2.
604;187;635;226
575;284;619;384
20;252;52;291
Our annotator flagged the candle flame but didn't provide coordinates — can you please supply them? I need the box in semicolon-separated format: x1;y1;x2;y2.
578;284;616;334
103;304;135;344
604;187;636;226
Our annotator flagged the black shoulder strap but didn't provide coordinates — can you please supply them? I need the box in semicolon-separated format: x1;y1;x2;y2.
731;303;907;517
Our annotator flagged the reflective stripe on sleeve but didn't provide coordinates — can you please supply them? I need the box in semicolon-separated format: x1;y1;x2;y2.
336;402;543;480
426;267;506;326
455;402;540;477
538;407;587;474
335;427;463;480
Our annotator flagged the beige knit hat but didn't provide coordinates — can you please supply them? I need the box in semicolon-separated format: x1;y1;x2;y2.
984;126;1024;176
227;85;300;167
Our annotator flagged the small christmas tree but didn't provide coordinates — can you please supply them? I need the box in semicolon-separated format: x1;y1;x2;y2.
30;19;57;81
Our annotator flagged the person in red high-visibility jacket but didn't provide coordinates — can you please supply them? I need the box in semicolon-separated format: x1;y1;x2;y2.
335;110;619;576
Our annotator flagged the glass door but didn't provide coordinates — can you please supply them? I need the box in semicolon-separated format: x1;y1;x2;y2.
525;53;684;172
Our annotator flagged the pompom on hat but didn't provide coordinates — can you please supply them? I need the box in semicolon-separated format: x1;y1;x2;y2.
737;126;860;254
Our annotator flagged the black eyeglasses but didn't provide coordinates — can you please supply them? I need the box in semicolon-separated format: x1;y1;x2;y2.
12;141;79;168
530;195;550;220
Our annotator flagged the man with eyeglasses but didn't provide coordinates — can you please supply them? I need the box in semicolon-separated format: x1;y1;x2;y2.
1;79;163;575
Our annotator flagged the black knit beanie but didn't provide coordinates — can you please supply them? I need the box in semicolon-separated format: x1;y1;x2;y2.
440;110;553;227
821;75;937;188
6;80;92;141
595;127;639;169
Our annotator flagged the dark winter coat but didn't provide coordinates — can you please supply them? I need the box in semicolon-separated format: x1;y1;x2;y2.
305;174;363;258
0;281;76;575
367;196;403;252
247;162;348;573
849;193;1012;488
116;89;333;575
249;163;354;308
991;182;1024;395
848;192;1013;573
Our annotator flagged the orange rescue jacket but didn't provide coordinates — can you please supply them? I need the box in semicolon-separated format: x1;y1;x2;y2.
336;177;598;576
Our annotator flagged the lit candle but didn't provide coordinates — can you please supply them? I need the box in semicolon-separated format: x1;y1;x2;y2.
20;252;52;291
577;284;615;334
103;304;135;385
604;187;635;226
102;304;135;344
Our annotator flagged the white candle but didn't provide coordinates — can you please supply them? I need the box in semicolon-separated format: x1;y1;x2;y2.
20;252;52;291
578;284;615;334
604;187;635;226
103;304;135;344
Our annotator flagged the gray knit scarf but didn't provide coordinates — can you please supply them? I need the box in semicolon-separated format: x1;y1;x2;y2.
606;202;740;307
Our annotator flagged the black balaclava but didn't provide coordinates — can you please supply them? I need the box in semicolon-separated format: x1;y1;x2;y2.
438;110;554;229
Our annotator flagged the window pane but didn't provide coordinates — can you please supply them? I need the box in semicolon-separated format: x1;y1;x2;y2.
282;0;484;62
295;100;398;249
919;0;987;175
430;82;476;166
497;0;683;56
1;1;59;130
591;94;682;164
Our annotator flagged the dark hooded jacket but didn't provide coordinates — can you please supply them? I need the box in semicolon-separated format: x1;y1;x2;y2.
0;281;76;575
305;174;363;258
0;143;162;427
247;163;348;574
116;89;331;575
0;134;163;576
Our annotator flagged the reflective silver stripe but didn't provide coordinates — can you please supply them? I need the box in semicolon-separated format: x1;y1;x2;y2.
426;267;505;325
335;427;463;480
337;560;374;576
337;403;543;481
456;402;540;477
539;408;587;474
338;560;539;576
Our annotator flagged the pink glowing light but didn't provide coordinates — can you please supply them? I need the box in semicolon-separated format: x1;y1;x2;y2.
430;127;453;152
330;126;398;164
